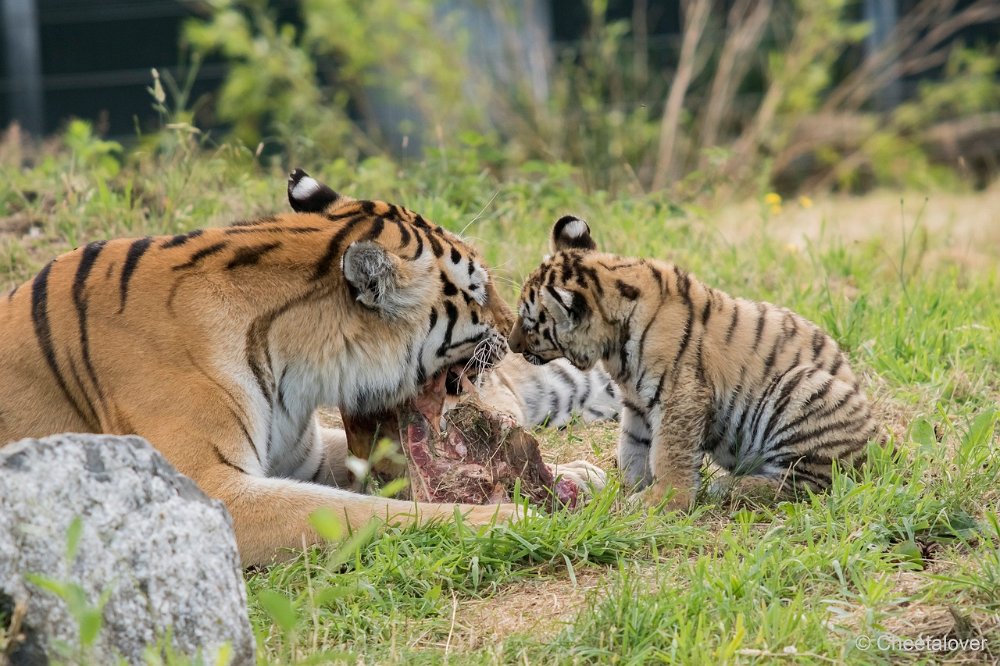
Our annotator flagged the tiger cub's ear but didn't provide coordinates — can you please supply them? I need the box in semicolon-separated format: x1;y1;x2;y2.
288;168;340;213
551;216;596;253
542;286;589;329
341;240;433;318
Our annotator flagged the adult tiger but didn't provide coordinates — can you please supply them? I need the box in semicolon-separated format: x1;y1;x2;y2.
283;172;614;485
283;172;621;434
0;175;524;565
509;216;876;510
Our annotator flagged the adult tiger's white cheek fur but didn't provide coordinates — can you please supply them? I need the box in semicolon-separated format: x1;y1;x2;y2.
441;253;490;306
417;303;498;384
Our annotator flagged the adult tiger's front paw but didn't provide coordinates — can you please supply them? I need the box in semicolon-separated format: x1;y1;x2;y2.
551;459;608;494
471;501;537;525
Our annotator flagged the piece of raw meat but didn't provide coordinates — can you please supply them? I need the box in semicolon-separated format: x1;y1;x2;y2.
396;373;597;510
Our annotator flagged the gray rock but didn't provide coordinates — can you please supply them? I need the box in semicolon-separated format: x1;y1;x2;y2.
0;435;254;665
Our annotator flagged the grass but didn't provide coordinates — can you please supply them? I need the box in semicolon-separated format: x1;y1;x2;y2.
1;128;998;664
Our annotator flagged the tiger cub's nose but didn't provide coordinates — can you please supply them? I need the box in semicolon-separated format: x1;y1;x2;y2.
508;324;527;354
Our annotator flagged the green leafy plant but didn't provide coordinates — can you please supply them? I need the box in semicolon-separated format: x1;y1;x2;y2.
22;518;110;663
62;119;123;179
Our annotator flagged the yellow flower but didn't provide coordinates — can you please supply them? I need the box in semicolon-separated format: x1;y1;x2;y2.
763;192;782;216
798;195;813;209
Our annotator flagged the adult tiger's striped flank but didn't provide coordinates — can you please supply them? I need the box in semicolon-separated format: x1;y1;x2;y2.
509;216;876;510
0;170;524;566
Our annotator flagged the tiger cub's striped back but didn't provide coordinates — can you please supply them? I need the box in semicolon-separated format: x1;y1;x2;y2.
509;216;875;510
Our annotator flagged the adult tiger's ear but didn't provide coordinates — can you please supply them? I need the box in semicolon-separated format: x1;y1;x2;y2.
341;240;433;318
288;168;340;213
551;215;596;253
542;286;589;329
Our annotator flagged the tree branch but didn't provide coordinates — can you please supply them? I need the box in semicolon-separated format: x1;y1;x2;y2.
651;0;712;191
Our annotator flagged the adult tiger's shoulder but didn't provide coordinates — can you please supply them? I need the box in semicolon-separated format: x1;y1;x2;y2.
0;172;523;565
510;216;876;510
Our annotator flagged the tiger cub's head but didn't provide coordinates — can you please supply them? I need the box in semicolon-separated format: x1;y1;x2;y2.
287;169;513;389
509;216;607;371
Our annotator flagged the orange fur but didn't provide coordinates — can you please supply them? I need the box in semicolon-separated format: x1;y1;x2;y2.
0;189;520;566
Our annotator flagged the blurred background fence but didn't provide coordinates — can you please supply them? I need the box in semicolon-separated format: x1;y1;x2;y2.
1;0;999;195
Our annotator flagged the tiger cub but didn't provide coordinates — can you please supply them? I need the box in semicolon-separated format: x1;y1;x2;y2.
509;216;875;510
0;174;526;565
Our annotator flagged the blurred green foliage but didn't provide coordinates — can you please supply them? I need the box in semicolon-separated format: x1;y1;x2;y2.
174;0;1000;195
62;119;123;179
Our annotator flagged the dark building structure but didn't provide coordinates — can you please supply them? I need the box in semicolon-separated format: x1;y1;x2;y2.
0;0;227;138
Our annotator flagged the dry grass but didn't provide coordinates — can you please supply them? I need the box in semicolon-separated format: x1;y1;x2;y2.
454;571;606;648
713;186;1000;264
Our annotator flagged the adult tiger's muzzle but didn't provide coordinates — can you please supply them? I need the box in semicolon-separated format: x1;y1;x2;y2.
442;328;508;395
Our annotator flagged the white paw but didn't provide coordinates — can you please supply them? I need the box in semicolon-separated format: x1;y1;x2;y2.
550;460;608;493
623;490;646;513
706;475;734;500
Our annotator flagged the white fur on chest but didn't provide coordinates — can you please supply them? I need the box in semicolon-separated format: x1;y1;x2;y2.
263;336;418;473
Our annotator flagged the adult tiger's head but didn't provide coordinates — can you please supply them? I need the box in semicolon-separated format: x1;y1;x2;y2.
288;169;513;396
509;215;608;371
